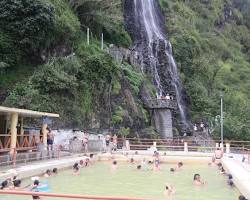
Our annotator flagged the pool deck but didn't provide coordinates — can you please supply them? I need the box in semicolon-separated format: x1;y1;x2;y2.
0;154;85;180
222;154;250;199
0;151;249;198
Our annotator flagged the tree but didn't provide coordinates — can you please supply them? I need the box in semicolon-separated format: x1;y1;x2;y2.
0;0;55;56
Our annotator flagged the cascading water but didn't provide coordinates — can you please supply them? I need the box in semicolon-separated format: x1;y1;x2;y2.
125;0;189;137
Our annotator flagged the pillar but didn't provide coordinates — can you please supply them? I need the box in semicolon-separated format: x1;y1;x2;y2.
153;142;157;148
125;140;130;151
42;124;48;150
10;113;18;149
226;143;230;154
184;142;188;152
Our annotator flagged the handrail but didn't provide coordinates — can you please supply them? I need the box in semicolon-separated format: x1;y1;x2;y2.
0;190;159;200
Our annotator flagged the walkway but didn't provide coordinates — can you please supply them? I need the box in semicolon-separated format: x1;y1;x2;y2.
222;154;250;199
0;154;85;180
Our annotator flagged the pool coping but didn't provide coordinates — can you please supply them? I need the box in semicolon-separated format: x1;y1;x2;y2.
222;155;250;199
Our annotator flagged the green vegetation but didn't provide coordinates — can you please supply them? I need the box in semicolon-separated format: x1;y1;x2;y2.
0;0;249;139
68;0;131;47
160;0;250;139
0;0;146;130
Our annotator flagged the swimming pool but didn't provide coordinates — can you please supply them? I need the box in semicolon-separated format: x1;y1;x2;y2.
2;162;240;200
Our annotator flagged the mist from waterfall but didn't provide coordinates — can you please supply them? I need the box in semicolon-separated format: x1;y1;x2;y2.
134;0;188;135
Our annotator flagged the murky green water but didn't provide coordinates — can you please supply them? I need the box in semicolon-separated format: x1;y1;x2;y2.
1;162;240;200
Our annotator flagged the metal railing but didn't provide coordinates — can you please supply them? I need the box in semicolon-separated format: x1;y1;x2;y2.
118;138;250;155
144;99;177;109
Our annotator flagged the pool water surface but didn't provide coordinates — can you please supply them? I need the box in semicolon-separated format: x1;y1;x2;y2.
2;161;240;200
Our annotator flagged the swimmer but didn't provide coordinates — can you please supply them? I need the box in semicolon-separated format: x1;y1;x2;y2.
214;148;223;160
31;180;41;199
12;179;22;190
85;158;90;167
227;174;234;187
239;195;248;200
153;159;160;171
130;158;134;164
79;160;84;167
0;180;9;190
73;163;80;175
164;184;175;196
137;165;142;170
170;168;175;172
220;167;226;175
175;162;183;171
148;160;153;164
217;163;223;170
52;168;58;175
208;157;216;167
111;160;118;171
193;174;206;186
44;169;52;177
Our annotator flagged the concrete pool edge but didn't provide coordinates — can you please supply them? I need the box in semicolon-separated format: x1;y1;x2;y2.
222;156;250;199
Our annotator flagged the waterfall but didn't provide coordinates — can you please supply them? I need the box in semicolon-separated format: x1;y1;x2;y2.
127;0;188;137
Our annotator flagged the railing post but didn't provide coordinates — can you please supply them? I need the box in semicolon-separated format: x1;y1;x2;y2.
184;142;188;152
226;143;230;154
125;140;130;151
153;142;157;148
219;143;223;150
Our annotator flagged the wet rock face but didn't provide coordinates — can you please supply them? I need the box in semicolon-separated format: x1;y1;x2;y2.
123;0;190;135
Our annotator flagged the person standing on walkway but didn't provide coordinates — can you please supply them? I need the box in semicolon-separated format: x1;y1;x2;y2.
83;131;89;153
112;134;118;152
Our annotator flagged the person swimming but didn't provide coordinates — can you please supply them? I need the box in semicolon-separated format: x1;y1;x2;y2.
239;195;248;200
111;160;118;171
52;168;58;175
214;148;223;159
44;169;52;177
130;158;134;164
0;180;9;190
170;168;175;172
137;165;142;170
227;174;234;187
153;159;160;171
13;179;21;189
208;157;216;167
85;158;90;167
79;160;84;167
164;183;175;196
31;180;41;199
193;174;206;186
220;167;226;174
174;162;183;171
73;163;80;175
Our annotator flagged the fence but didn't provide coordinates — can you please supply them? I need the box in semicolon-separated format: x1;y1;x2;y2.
0;134;41;153
118;138;250;155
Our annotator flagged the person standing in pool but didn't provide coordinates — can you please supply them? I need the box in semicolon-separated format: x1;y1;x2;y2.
164;183;175;196
111;160;118;171
73;163;80;175
31;180;42;200
214;147;223;160
193;174;206;186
